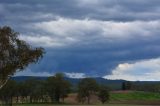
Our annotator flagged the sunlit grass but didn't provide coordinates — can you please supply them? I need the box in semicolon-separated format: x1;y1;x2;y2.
110;91;160;101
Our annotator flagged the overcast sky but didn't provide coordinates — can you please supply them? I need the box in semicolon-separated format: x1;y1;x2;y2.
1;0;160;81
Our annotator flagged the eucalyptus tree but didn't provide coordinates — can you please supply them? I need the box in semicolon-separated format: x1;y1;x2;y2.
0;26;44;89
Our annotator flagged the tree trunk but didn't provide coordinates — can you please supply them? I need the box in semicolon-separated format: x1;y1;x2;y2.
62;97;64;103
10;97;13;106
30;96;33;103
87;96;90;104
55;92;60;103
0;78;9;89
16;96;19;103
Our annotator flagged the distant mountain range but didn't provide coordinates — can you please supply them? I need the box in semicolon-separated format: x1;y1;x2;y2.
11;76;160;90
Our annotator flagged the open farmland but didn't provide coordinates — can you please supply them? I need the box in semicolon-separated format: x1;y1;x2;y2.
63;92;160;105
1;91;160;106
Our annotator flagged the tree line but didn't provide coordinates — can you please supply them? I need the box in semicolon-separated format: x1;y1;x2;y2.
0;73;110;106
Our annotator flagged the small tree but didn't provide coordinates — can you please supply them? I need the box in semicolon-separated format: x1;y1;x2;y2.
45;73;71;103
60;80;71;102
98;85;110;104
77;78;98;104
0;26;44;89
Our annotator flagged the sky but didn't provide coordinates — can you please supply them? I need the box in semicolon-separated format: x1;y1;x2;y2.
1;0;160;81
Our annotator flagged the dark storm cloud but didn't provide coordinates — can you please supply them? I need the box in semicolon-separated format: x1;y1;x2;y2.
1;0;160;77
1;0;160;22
29;32;160;76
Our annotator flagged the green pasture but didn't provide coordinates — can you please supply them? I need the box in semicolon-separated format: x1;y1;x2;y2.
110;91;160;101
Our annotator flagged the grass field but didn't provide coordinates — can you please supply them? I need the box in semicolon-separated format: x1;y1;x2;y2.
109;91;160;105
111;91;160;101
62;91;160;105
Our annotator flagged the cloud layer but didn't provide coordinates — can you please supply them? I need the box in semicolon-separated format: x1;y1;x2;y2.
1;0;160;80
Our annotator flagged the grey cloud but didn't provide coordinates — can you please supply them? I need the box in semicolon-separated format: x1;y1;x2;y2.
1;0;160;22
1;0;160;77
22;19;160;76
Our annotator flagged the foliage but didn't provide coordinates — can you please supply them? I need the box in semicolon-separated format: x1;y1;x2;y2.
98;85;110;104
0;73;71;105
0;26;44;88
77;78;99;104
45;73;71;103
